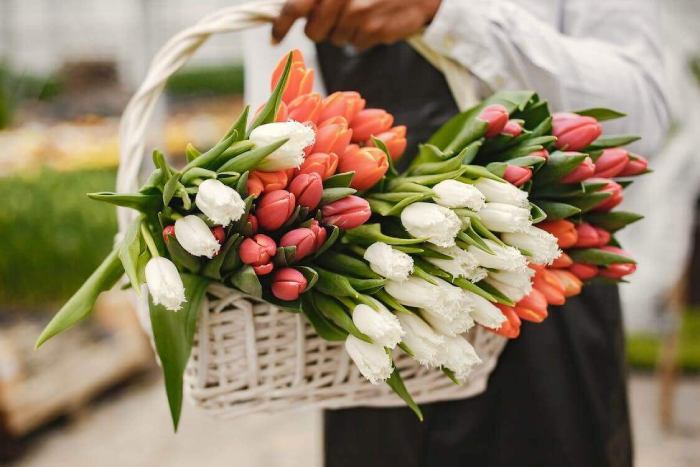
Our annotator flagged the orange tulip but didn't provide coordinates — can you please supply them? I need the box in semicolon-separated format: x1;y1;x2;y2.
340;145;389;191
318;91;366;123
515;289;549;323
549;270;583;297
537;219;578;249
287;92;322;124
271;49;314;104
550;252;573;269
491;305;521;339
350;108;394;142
247;170;289;197
533;268;566;306
367;125;407;161
313;117;353;155
298;152;339;180
569;263;599;280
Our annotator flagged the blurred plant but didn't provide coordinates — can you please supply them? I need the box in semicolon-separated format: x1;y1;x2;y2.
166;63;244;98
0;168;116;308
0;62;63;129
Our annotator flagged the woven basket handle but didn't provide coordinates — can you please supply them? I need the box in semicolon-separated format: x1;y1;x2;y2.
116;0;476;233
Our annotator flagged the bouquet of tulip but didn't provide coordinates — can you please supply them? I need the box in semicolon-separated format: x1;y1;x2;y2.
36;50;649;427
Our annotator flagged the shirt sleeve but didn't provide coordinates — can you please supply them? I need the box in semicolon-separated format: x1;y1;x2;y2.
422;0;671;154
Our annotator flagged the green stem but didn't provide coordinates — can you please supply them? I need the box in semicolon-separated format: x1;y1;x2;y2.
141;224;160;258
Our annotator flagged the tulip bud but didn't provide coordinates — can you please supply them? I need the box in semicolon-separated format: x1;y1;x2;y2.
271;267;308;300
339;145;389;191
288;172;323;210
426;245;485;282
437;335;482;381
271;49;314;104
478;202;532;233
363;242;414;281
501;119;523;137
491;305;521;339
308;219;327;250
367;125;407;161
313;117;353;155
619;154;648;176
246;214;258;235
478;104;509;138
174;215;221;258
594;148;629;178
468;239;528;272
469;292;507;329
256;190;296;231
345;335;393;384
590;178;623;212
550;252;573;269
195;179;246;226
249;121;315;172
473;178;529;208
503;164;532;187
352;301;404;349
485;267;534;303
319;91;366;123
350;108;394;142
569;263;599;280
286;92;322;124
549;270;582;297
247;170;289;197
552;112;602;151
533;267;566;306
574;223;600;248
400;202;462;247
560;154;595;184
386;277;471;323
145;257;186;311
211;226;226;244
537;220;578;249
594;227;611;247
254;101;288;123
397;313;446;367
431;179;485;211
599;246;636;278
322;195;371;230
502;226;561;265
514;289;548;323
529;149;549;159
298;152;339;180
239;233;277;267
162;225;175;243
280;228;317;261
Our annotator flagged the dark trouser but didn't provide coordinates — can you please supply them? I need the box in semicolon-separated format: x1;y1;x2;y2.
324;285;632;467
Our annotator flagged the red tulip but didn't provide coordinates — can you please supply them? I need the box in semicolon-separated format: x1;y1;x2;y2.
286;92;322;124
322;195;372;229
529;149;549;160
211;226;226;244
271;49;314;104
313;117;353;155
308;219;327;250
550;252;573;269
548;270;582;297
478;104;509;138
162;225;175;243
253;263;274;275
560;154;595;184
280;227;317;261
368;125;408;161
619;154;649;176
239;234;277;268
594;148;629;178
594;227;611;247
537;220;578;249
574;223;600;248
298;152;339;180
552;112;602;151
569;263;599;280
256;190;296;231
339;145;389;191
492;305;521;339
502;119;523;137
350;109;394;142
533;268;566;306
515;289;549;323
319;91;366;123
246;214;258;235
590;178;623;212
271;268;308;301
247;170;289;197
599;246;637;279
288;172;323;209
503;164;532;187
254;101;288;123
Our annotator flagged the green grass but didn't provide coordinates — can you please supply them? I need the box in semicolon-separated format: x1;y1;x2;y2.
626;309;700;372
166;63;244;98
0;168;117;308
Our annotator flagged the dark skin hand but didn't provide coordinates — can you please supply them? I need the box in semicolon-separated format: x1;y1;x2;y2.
272;0;442;51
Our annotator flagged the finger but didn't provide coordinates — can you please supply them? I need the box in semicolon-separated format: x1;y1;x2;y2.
272;0;316;43
352;19;385;51
305;0;347;42
329;0;366;46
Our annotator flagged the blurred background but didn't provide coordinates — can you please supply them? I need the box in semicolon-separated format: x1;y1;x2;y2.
0;0;698;466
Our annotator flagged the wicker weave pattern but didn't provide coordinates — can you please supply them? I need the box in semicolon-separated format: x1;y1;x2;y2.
121;0;508;419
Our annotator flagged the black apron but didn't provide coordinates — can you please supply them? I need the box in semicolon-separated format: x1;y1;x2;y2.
317;42;632;467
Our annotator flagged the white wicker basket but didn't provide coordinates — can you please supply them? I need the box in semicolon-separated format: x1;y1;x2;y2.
118;0;507;419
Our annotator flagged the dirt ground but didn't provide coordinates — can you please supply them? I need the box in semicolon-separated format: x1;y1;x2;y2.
8;374;700;467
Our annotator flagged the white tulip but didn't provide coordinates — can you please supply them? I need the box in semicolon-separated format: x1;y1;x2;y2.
174;215;221;258
352;302;404;349
478;202;531;233
421;306;475;336
432;180;485;211
502;226;561;265
426;245;485;282
467;292;506;329
385;276;469;321
438;336;482;382
145;257;186;311
345;335;393;384
363;242;414;281
485;267;534;302
195;179;245;226
400;202;462;247
474;178;529;208
468;239;528;272
249;121;315;171
397;313;446;367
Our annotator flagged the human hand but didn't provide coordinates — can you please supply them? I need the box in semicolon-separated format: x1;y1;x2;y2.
272;0;442;50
